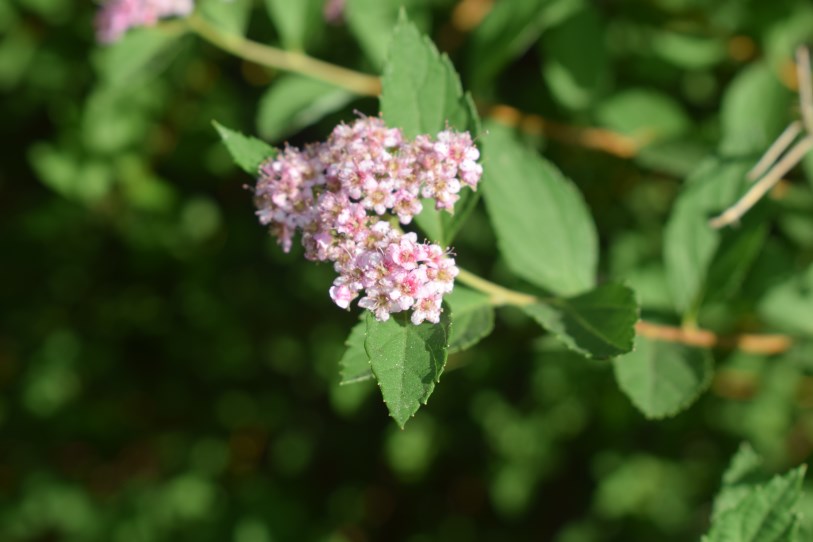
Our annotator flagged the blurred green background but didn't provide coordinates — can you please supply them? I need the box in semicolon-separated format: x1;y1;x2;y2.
4;0;813;540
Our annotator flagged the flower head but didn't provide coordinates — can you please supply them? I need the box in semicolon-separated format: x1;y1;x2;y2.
254;116;482;324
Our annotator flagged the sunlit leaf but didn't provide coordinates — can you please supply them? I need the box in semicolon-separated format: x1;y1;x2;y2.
380;14;480;246
365;308;450;428
481;122;597;296
212;121;276;175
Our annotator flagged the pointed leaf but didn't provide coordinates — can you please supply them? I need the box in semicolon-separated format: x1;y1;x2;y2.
364;309;451;428
257;75;354;142
212;121;276;175
712;443;768;521
613;335;713;418
481;122;598;295
522;283;638;359
339;321;373;385
380;14;481;245
446;286;494;353
663;156;753;314
704;466;807;542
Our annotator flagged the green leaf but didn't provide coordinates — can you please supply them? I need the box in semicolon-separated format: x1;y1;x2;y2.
703;210;768;304
364;308;451;428
446;286;494;353
540;5;608;111
613;336;713;418
380;14;481;246
704;466;807;542
212;121;276;175
263;0;323;51
712;443;767;521
345;0;430;69
719;62;792;156
759;264;813;336
481;122;597;296
650;30;727;69
256;75;354;142
595;89;691;141
339;321;373;385
95;26;184;87
199;0;254;36
523;283;638;359
467;0;583;89
663;156;753;314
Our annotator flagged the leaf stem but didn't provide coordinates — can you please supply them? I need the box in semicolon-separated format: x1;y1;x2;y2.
455;268;537;306
186;13;382;96
456;268;792;355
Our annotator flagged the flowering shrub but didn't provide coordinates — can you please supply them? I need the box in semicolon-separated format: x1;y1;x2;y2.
11;0;813;539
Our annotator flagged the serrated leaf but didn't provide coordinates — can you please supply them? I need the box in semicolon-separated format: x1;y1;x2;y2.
95;26;184;87
663;156;753;314
199;0;253;36
212;121;276;175
446;286;494;353
613;336;712;418
467;0;583;90
759;263;813;336
704;466;807;542
481;122;597;296
257;75;354;142
264;0;323;51
380;14;481;246
540;5;608;111
364;308;451;428
522;283;638;359
339;321;373;385
712;443;768;521
720;62;792;156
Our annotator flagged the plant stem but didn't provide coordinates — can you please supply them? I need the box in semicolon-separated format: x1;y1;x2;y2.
456;268;537;306
456;268;791;355
186;13;381;97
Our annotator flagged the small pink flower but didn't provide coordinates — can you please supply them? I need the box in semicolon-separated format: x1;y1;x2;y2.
96;0;194;43
254;115;481;323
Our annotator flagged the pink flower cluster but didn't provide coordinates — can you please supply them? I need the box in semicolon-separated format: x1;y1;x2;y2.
254;116;482;325
96;0;194;43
